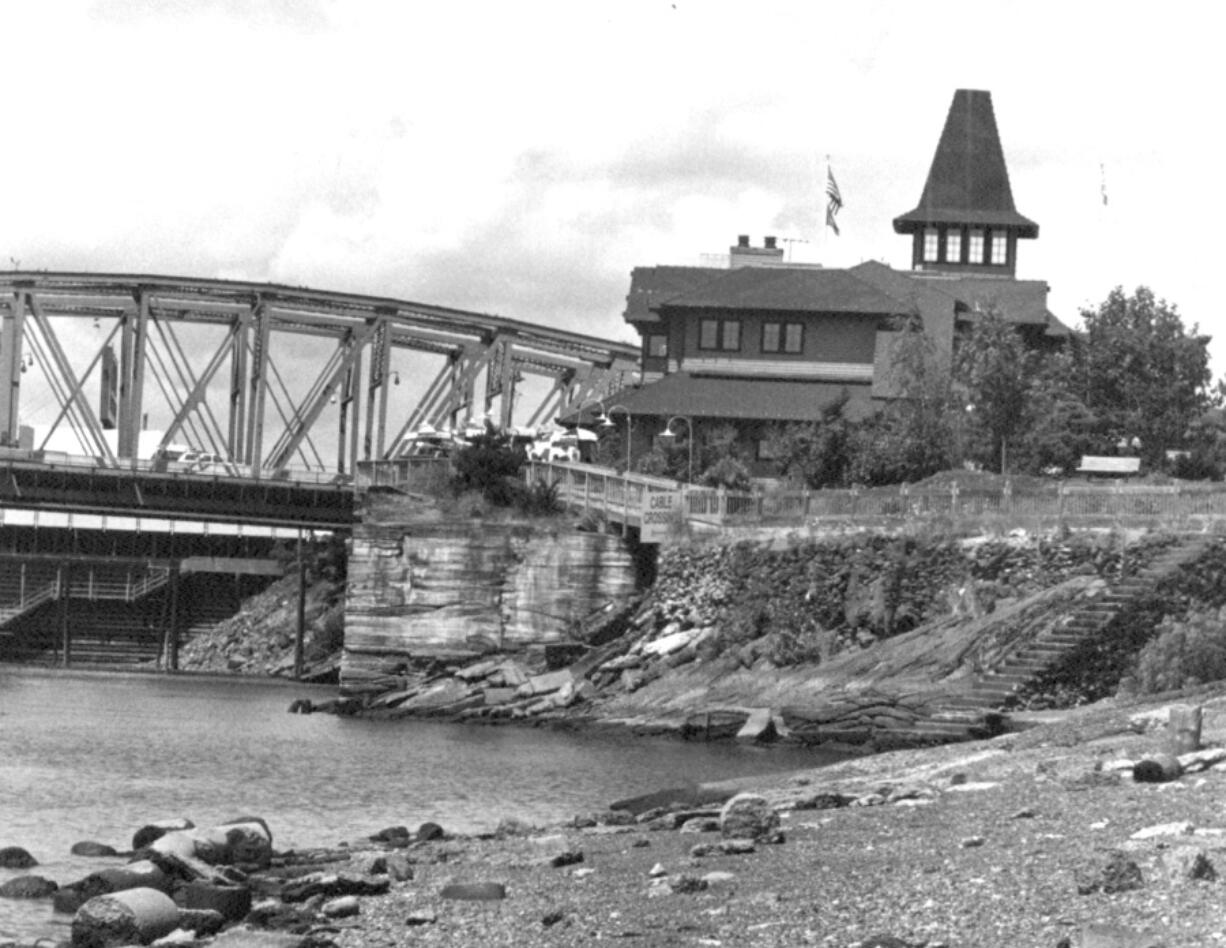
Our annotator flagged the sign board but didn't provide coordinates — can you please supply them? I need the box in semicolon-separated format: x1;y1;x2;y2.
1076;456;1141;476
640;490;680;543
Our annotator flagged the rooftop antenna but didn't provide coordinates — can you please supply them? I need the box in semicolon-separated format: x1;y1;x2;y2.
781;237;810;262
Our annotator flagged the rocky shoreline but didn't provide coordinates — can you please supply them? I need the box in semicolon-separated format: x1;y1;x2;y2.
7;686;1226;947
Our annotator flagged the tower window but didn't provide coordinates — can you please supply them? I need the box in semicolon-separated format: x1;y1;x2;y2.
968;229;985;263
944;229;962;263
923;228;939;262
990;233;1008;265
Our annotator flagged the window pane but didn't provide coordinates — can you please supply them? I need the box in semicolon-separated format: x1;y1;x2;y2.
991;234;1008;265
647;335;668;357
945;230;961;263
784;323;803;353
969;229;985;263
700;319;719;349
923;228;939;262
722;320;741;351
762;323;780;353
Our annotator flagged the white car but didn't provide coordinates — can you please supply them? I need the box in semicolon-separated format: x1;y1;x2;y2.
529;428;596;463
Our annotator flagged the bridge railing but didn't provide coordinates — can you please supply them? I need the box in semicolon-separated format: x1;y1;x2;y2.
527;462;1226;533
1;450;353;488
355;457;453;493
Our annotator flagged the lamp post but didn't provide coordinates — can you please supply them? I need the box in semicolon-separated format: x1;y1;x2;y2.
596;404;633;472
658;415;694;484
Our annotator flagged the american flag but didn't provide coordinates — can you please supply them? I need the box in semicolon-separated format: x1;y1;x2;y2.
826;165;843;235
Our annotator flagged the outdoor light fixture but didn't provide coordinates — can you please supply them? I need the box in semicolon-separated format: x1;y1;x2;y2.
659;415;694;484
392;371;400;386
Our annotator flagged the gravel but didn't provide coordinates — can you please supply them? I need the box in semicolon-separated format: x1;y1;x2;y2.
313;691;1226;948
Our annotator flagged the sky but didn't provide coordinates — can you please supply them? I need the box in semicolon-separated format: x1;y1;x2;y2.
3;0;1223;407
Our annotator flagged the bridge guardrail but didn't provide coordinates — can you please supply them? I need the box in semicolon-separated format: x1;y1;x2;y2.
0;452;353;488
525;462;1226;533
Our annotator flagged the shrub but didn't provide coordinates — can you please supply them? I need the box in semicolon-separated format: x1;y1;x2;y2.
514;478;562;516
699;456;751;491
451;434;524;505
1132;606;1226;694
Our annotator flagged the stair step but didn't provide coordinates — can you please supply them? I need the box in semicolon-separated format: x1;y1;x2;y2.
998;661;1052;673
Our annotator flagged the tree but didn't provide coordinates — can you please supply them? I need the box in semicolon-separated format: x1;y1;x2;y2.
954;310;1031;473
764;391;855;488
1014;346;1097;474
847;315;958;484
1080;286;1216;467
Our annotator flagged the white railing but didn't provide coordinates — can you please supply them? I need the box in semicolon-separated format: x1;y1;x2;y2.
354;457;453;492
0;579;60;625
526;462;1226;533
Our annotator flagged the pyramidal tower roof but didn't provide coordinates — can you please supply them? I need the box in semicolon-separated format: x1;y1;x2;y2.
894;89;1038;238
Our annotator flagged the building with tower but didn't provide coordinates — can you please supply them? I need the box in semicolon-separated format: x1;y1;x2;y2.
595;89;1071;478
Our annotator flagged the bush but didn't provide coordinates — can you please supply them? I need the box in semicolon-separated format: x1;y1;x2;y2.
514;478;562;516
451;434;526;506
700;456;751;491
1132;606;1226;694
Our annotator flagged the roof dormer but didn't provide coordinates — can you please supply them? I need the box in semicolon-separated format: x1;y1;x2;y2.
893;89;1038;277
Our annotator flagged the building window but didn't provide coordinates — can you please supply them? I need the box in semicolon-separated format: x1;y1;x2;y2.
923;228;939;262
647;334;668;358
990;232;1008;265
699;318;741;352
944;229;962;263
757;438;781;461
762;321;803;354
968;229;985;263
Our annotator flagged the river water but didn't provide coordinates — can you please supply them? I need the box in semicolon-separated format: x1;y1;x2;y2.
0;668;838;941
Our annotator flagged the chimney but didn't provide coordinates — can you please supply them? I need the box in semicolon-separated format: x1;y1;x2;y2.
729;235;786;268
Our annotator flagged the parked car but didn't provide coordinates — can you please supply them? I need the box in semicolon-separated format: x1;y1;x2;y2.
529;427;597;463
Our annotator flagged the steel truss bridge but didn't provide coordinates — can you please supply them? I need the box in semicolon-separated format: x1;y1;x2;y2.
0;272;639;479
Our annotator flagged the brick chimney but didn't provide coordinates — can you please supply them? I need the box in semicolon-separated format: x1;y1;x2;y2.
729;235;785;268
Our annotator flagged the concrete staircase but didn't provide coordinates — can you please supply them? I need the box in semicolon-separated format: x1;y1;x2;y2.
945;535;1214;711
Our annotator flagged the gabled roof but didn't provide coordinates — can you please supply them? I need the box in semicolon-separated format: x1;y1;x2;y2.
938;275;1052;326
651;266;907;315
603;372;878;423
848;260;962;317
894;89;1038;238
623;265;715;324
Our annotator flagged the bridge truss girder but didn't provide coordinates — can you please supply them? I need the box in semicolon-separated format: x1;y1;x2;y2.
0;273;638;475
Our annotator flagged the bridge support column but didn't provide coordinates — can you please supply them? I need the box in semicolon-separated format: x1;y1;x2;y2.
57;564;71;667
0;292;27;445
163;565;181;672
294;530;305;679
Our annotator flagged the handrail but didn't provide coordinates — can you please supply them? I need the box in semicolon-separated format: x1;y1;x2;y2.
0;579;61;623
523;461;1226;533
353;455;1226;533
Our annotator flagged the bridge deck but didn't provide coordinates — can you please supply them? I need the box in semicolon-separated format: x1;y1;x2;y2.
0;457;354;529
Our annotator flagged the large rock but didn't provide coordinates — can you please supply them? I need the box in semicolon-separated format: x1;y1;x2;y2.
0;875;57;898
71;886;179;948
0;846;37;869
183;881;254;921
132;817;195;851
191;819;273;868
78;861;173;899
152;818;272;869
735;708;777;743
719;793;780;842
